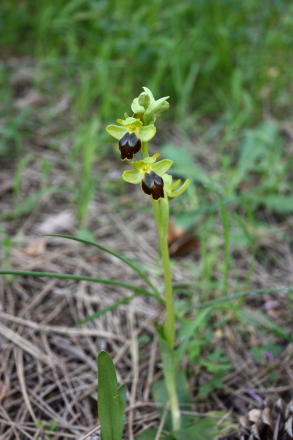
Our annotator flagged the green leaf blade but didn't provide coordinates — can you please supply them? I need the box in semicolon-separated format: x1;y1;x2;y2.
40;234;161;299
98;351;125;440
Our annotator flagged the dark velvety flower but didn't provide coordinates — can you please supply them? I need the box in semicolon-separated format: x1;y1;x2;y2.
121;154;173;201
142;171;164;200
119;132;142;160
106;117;156;161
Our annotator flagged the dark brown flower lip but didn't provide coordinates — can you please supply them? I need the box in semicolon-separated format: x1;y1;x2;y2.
142;171;164;200
119;132;142;160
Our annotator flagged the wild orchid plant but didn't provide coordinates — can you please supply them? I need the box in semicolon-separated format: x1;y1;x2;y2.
107;87;191;431
0;87;191;438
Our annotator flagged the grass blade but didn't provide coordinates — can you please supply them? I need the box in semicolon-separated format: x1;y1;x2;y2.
218;196;230;297
237;308;293;342
41;234;161;298
77;294;139;325
186;287;293;312
0;270;162;300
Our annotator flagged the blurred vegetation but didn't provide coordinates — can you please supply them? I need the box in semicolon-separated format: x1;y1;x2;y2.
1;0;293;123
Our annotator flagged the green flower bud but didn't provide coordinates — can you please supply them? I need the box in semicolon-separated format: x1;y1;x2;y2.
131;98;145;115
144;96;170;126
153;100;170;117
138;92;151;109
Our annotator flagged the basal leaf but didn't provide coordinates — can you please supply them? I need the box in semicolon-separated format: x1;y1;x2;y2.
98;351;125;440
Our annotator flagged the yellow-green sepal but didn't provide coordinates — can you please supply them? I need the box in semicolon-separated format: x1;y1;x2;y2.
170;179;182;191
142;87;155;104
131;156;172;176
152;159;173;176
163;174;191;199
132;153;161;172
122;169;142;184
117;117;142;128
106;125;127;140
153;100;170;117
139;125;156;142
163;174;173;187
131;98;145;114
138;92;151;108
171;178;191;198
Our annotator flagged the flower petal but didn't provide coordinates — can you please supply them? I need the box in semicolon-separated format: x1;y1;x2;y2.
139;125;156;142
146;155;158;163
141;180;152;196
170;179;181;191
133;157;156;172
122;169;142;184
170;179;191;198
138;92;151;108
162;174;173;188
131;98;145;114
123;117;142;126
106;125;127;140
142;87;155;103
151;183;164;200
153;100;170;117
119;132;142;160
142;171;164;200
152;159;173;176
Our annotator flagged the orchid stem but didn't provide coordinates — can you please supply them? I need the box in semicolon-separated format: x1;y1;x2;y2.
142;141;149;158
151;171;180;430
160;195;175;348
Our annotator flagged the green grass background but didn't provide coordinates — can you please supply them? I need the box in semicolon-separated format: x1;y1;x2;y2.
1;0;293;245
1;0;293;123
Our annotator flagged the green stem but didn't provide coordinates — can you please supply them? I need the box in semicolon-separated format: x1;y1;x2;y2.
151;198;162;235
168;386;181;431
142;141;149;158
147;141;180;430
154;196;181;431
160;196;175;348
152;196;175;347
159;197;180;429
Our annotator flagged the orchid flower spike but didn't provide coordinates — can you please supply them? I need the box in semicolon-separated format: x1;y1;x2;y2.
122;154;173;200
106;117;156;160
131;87;170;126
